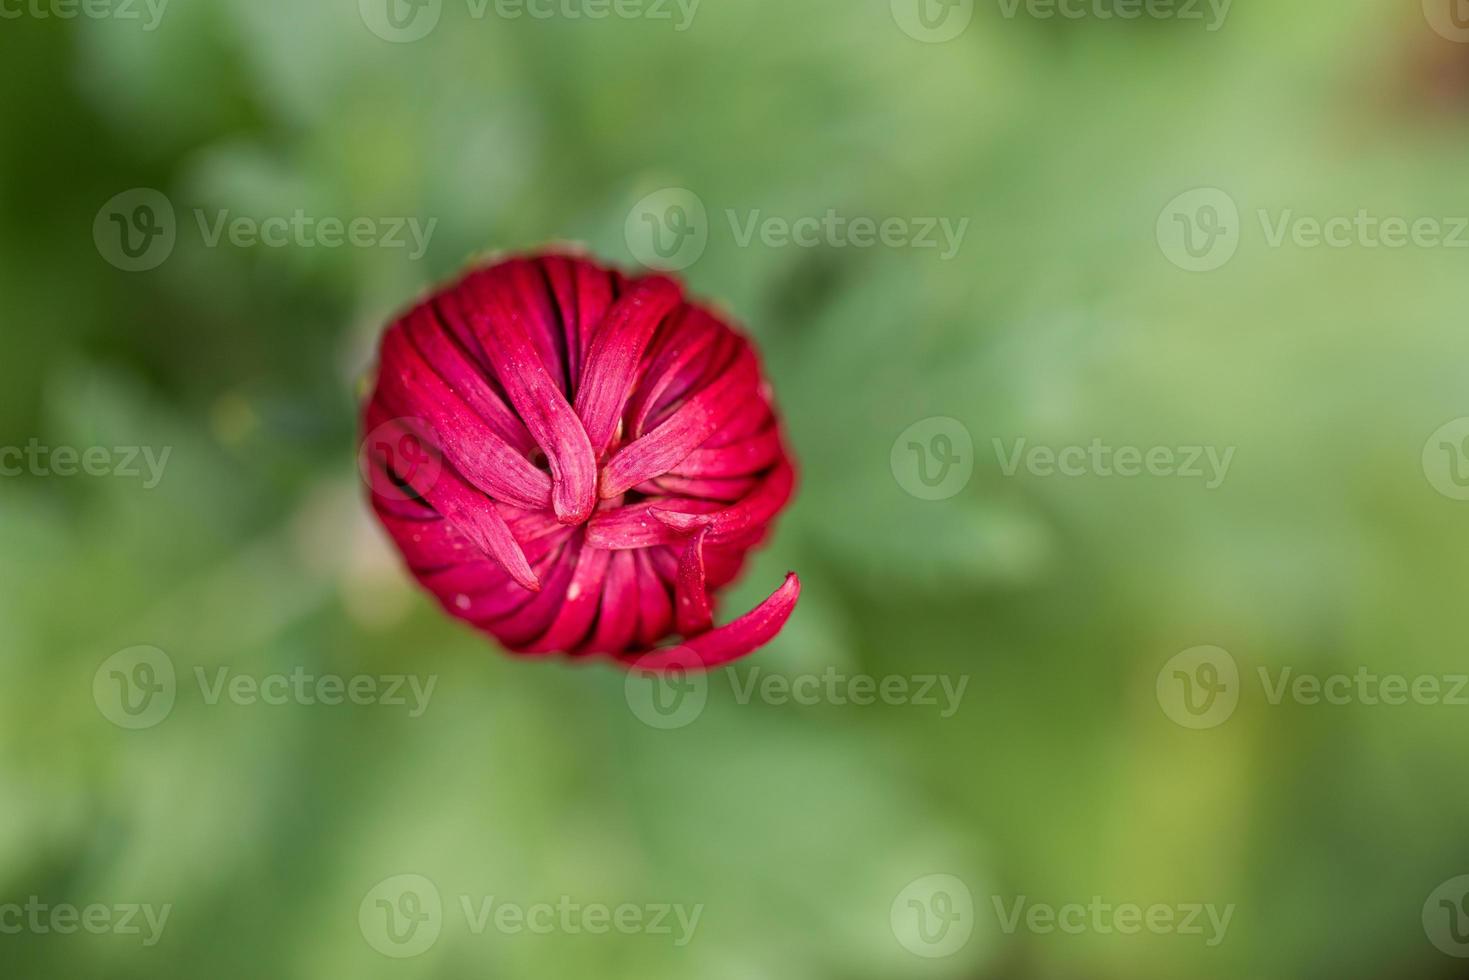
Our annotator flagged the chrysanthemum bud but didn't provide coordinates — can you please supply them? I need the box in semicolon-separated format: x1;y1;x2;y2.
360;251;799;670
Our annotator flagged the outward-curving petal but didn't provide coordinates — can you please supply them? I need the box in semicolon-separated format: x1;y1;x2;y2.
619;573;801;672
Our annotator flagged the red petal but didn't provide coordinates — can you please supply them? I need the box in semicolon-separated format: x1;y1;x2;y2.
484;536;581;646
585;502;682;549
674;525;713;637
377;326;552;509
405;306;536;454
649;473;760;503
524;535;610;653
623;307;719;439
653;460;795;543
599;346;760;498
586;549;639;655
572;276;682;456
620;573;800;672
543;254;616;398
365;409;539;591
633;549;674;647
671;428;784;479
452;267;599;524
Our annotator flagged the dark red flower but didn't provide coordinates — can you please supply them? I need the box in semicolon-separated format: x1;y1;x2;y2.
360;251;799;670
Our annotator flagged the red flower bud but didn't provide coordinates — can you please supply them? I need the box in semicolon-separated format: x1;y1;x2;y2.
361;251;799;670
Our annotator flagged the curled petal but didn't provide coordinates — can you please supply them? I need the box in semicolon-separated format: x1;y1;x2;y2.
619;573;801;672
653;460;796;543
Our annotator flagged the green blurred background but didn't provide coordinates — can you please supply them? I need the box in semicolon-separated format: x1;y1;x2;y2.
6;0;1469;976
